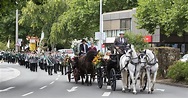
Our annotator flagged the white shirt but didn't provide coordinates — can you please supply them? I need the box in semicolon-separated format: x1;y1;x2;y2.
83;44;86;53
120;38;124;43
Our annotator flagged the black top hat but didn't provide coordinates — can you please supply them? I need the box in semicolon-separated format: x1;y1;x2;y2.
81;39;87;42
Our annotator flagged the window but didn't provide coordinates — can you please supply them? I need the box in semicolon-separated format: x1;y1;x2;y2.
107;30;112;37
120;19;131;29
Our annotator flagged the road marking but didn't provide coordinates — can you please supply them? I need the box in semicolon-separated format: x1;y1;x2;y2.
56;78;59;80
146;87;165;92
155;88;165;92
50;81;55;85
22;92;34;97
0;87;15;92
102;92;111;96
67;86;78;92
107;86;111;89
40;86;47;90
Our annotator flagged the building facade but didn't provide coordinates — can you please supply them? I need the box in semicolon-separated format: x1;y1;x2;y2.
103;8;188;54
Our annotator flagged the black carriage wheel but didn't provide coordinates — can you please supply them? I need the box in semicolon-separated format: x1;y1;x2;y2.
97;68;103;89
110;68;116;91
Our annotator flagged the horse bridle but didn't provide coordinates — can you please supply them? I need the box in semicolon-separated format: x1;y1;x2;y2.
138;53;147;65
143;51;158;66
126;49;139;65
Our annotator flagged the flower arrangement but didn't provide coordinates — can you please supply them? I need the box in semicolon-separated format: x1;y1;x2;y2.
92;52;103;68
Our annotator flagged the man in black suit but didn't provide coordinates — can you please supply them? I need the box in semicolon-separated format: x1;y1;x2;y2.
79;39;88;56
114;32;128;54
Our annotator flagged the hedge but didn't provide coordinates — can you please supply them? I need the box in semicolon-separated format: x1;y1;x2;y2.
150;47;180;78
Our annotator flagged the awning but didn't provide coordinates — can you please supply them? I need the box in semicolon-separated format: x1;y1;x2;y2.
104;37;116;43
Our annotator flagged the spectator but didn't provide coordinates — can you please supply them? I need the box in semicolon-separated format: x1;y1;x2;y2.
88;43;97;52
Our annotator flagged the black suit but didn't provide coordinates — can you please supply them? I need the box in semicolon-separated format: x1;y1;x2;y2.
79;44;88;55
114;37;128;47
114;37;128;54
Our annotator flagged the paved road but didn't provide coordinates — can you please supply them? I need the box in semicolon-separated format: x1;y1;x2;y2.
0;63;188;98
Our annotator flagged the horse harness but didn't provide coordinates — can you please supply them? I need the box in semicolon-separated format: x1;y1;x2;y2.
139;52;158;69
120;51;139;72
145;51;158;66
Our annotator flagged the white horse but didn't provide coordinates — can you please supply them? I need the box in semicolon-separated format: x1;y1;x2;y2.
119;44;140;94
140;49;159;94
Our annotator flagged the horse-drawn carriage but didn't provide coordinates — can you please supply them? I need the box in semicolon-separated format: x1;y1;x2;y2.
95;46;124;91
66;44;158;94
96;44;158;94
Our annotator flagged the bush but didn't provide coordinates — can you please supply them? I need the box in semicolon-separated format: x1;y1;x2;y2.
150;47;180;78
167;61;188;84
0;42;7;50
124;32;149;51
0;41;15;51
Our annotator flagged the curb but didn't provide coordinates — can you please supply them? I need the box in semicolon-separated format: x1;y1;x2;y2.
0;67;21;83
156;80;188;88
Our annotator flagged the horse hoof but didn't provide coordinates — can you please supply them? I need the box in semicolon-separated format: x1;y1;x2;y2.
140;89;143;92
148;91;151;94
133;92;137;94
128;89;131;92
151;88;154;92
122;90;126;93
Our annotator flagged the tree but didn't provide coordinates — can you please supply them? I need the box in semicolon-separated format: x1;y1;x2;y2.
124;32;149;51
52;0;100;41
2;0;139;49
103;0;138;12
19;0;67;49
0;0;27;48
136;0;188;36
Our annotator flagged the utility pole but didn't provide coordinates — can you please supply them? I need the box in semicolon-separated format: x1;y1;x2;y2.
16;9;18;52
99;0;103;53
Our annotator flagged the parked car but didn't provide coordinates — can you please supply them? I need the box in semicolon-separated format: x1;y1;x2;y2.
180;54;188;62
58;49;75;59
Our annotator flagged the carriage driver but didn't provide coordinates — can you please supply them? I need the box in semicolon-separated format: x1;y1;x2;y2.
114;32;128;54
79;39;88;56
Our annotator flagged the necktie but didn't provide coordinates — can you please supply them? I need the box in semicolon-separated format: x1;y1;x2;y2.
121;38;123;43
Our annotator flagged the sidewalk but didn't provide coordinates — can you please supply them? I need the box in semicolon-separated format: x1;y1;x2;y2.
0;65;20;83
157;79;188;88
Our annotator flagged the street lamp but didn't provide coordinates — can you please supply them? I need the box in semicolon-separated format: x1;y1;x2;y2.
15;1;19;52
99;0;103;53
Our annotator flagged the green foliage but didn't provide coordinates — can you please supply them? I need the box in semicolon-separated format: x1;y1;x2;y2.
0;0;27;43
103;0;138;12
136;0;188;35
55;0;99;40
0;42;7;50
0;41;14;50
0;0;138;49
19;0;67;47
167;61;188;84
124;32;149;51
